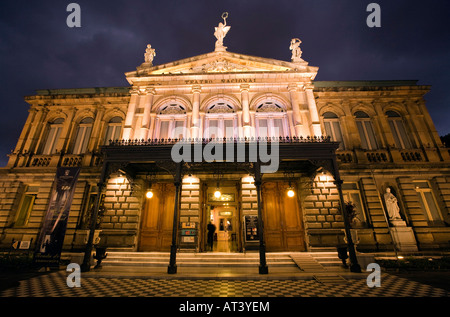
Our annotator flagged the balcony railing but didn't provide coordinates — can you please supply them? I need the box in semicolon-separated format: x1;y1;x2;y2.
30;155;52;167
61;154;83;167
108;135;333;146
400;150;423;162
365;150;389;163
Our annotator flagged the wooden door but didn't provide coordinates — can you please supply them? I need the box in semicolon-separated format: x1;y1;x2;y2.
261;181;305;251
139;183;175;251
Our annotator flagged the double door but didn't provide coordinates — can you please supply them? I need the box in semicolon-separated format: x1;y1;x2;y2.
139;183;175;251
262;181;305;251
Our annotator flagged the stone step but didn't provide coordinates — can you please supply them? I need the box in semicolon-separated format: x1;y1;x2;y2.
102;252;297;267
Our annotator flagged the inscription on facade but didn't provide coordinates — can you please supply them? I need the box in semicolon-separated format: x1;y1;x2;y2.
184;78;256;85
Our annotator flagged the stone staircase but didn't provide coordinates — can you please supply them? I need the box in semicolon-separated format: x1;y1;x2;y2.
101;251;344;270
102;252;297;268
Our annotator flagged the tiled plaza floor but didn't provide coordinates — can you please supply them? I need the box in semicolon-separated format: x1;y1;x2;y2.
0;270;448;297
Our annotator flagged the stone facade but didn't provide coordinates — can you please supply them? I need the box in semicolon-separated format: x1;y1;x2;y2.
0;45;449;254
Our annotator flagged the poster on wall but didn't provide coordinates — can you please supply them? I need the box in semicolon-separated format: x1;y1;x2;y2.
33;167;81;267
244;215;259;241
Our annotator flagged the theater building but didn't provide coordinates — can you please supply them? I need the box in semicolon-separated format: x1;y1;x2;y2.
1;23;449;266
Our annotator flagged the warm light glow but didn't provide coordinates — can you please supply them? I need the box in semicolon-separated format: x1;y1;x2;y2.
214;190;221;198
146;190;154;199
287;189;295;197
397;256;404;260
116;176;125;184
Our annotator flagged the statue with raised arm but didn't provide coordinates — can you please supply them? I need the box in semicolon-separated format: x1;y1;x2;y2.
214;12;231;51
384;187;402;220
290;38;303;62
144;44;156;65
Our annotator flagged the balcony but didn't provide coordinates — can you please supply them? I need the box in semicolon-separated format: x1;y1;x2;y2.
30;155;52;167
61;154;83;167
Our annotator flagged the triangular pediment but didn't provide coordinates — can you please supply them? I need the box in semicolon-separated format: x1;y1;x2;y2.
126;50;317;80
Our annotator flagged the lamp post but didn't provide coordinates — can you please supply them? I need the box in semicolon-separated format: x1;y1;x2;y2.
81;162;108;272
254;162;268;274
168;163;182;274
332;159;361;273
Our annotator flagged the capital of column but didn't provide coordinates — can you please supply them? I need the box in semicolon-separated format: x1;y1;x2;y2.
287;83;299;92
129;88;140;96
145;87;156;95
191;85;202;94
240;84;250;92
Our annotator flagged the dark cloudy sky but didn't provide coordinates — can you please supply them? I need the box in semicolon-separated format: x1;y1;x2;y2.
1;0;449;166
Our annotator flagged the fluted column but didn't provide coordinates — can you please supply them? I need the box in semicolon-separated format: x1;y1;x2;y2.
140;87;155;140
240;84;251;138
122;88;140;140
191;85;201;139
304;85;322;137
288;84;303;137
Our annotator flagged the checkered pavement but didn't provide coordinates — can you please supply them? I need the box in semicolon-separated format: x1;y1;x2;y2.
1;271;448;297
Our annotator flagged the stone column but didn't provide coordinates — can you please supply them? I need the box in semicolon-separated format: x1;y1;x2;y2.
140;87;155;140
241;84;251;138
122;88;140;140
191;86;201;139
9;108;37;167
288;84;303;137
304;85;322;137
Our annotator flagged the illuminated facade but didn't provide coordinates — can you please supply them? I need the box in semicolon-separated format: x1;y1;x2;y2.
1;38;450;259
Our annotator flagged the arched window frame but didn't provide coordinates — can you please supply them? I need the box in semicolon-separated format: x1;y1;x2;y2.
155;104;188;140
42;118;64;155
322;112;344;150
104;116;123;145
355;111;378;150
386;110;413;149
254;102;289;139
204;102;238;139
72;117;94;154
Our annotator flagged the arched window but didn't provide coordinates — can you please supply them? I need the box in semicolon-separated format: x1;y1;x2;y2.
204;102;237;139
255;102;288;138
323;112;344;149
72;117;94;154
355;111;378;150
156;104;187;140
386;111;412;149
42;118;64;155
104;117;123;145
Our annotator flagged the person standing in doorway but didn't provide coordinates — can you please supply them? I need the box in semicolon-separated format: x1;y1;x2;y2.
207;221;216;251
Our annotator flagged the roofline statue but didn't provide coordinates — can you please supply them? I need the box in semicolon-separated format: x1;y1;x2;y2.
144;44;156;65
290;38;303;63
214;12;231;51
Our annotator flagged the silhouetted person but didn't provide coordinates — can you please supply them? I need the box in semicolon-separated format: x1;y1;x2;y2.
207;222;216;251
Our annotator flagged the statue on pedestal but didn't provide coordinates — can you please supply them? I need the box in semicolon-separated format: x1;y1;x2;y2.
144;44;156;65
214;12;231;51
290;38;303;62
384;187;402;220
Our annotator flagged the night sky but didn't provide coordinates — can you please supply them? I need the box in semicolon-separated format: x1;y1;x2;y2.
1;0;449;166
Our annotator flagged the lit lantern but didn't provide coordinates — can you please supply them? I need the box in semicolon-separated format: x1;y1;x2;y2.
287;188;295;197
146;189;153;199
214;189;221;198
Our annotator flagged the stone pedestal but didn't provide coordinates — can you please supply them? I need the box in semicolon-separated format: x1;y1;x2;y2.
390;226;418;252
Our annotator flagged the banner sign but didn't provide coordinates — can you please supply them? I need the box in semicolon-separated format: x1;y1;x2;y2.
34;167;81;267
